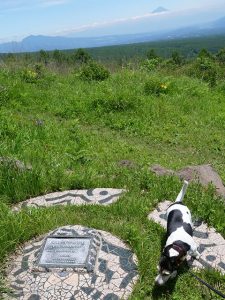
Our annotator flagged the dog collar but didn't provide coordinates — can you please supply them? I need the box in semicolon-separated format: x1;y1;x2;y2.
172;244;185;256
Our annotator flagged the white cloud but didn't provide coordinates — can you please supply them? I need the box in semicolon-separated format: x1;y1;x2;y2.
54;10;170;36
0;0;69;12
39;0;70;7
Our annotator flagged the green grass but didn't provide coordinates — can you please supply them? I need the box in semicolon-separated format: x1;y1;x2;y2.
0;62;225;299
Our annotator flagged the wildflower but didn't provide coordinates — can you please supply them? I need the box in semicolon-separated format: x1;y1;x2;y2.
22;69;38;83
27;70;37;78
160;83;168;89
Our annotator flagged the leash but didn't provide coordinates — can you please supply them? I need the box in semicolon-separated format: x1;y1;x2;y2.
189;270;225;299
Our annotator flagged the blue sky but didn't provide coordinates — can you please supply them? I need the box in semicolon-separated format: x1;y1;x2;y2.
1;0;225;42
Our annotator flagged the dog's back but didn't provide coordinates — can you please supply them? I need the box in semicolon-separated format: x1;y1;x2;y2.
166;180;192;229
166;208;193;238
166;181;193;244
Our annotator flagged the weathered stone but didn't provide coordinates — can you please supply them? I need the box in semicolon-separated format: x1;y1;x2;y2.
150;164;175;176
150;164;225;198
177;164;225;191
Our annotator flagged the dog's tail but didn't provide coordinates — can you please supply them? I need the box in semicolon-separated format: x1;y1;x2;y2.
175;180;189;203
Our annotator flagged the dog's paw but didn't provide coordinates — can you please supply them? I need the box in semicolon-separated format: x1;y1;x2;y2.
170;270;177;279
192;251;200;260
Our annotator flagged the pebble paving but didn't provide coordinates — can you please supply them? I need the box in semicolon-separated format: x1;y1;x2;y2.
4;226;138;300
13;189;125;212
7;188;225;299
148;200;225;274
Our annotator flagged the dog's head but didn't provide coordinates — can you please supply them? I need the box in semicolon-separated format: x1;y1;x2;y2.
155;244;187;285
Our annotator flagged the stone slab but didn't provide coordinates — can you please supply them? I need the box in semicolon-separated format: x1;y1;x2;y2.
13;188;125;212
148;201;225;274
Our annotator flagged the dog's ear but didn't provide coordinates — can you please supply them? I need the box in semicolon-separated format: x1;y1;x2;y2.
159;254;167;264
163;246;170;257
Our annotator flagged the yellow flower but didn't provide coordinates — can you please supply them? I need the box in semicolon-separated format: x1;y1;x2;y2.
160;83;167;89
27;70;37;78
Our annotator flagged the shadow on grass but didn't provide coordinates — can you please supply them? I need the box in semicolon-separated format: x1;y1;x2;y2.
150;261;190;299
151;276;178;299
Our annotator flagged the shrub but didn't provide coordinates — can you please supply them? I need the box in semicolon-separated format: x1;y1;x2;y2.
216;48;225;64
52;49;66;65
0;85;9;105
21;69;39;83
91;91;136;113
146;49;159;60
198;48;213;60
20;64;50;85
39;49;49;65
34;63;44;77
187;57;217;87
171;51;184;65
141;58;160;71
216;82;225;95
144;77;171;96
79;61;110;81
72;48;92;64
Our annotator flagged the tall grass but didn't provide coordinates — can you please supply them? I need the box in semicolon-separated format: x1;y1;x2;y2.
0;60;225;299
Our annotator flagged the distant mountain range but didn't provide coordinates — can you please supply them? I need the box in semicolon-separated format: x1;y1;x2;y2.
0;16;225;53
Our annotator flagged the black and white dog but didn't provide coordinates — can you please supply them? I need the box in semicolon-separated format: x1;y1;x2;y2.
155;181;200;285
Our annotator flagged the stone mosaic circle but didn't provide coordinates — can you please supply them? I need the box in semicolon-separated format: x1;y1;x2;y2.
13;189;125;212
148;201;225;274
4;226;138;300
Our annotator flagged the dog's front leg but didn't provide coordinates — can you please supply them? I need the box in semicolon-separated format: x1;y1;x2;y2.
189;242;200;259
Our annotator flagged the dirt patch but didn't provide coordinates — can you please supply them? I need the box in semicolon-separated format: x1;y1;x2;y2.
118;160;136;168
0;156;32;171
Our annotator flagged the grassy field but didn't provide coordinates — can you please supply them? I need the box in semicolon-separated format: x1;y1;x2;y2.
0;58;225;299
